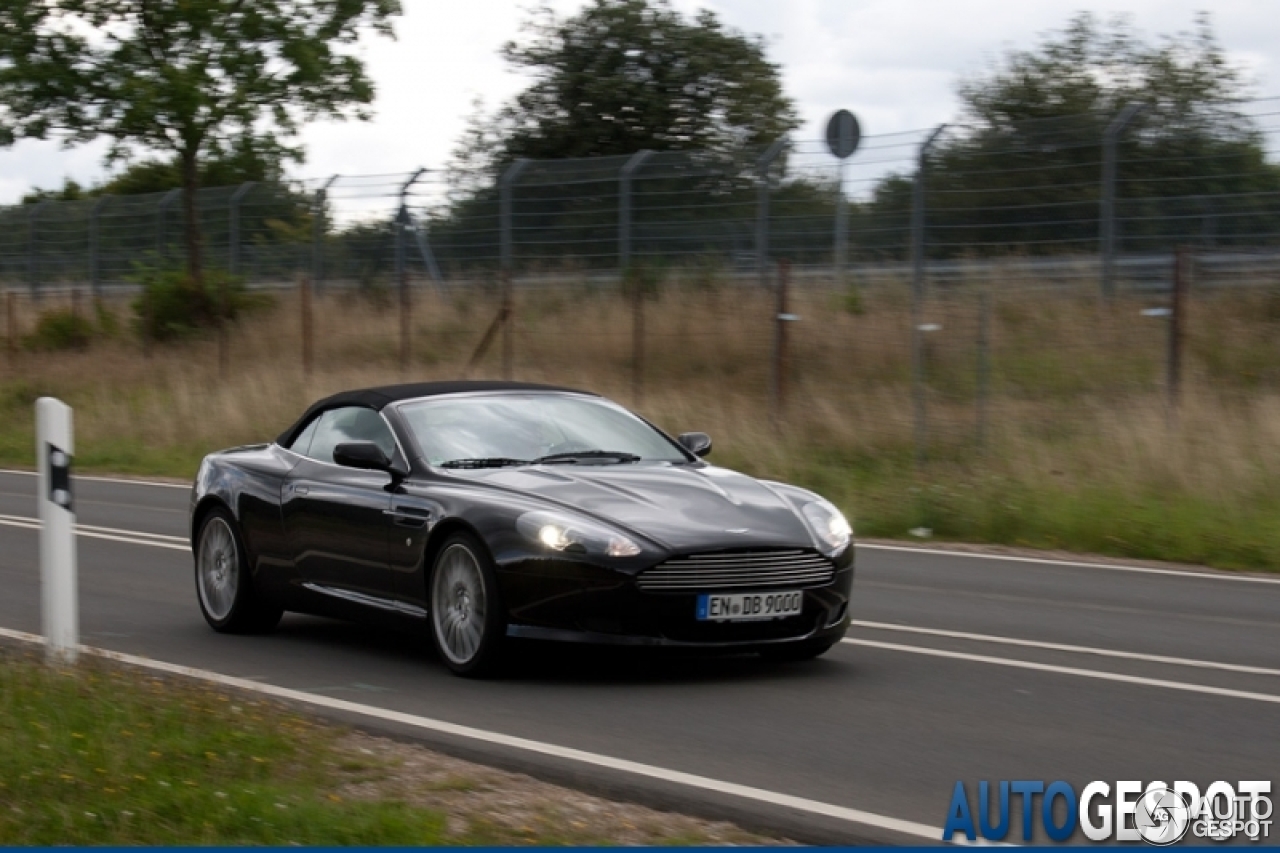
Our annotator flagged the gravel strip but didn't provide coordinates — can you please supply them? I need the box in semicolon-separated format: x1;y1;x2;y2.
330;730;794;846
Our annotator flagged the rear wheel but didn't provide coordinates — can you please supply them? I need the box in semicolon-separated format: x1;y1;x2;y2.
759;638;835;662
194;507;283;634
429;533;506;677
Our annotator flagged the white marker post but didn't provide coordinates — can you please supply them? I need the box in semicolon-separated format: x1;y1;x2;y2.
37;397;78;662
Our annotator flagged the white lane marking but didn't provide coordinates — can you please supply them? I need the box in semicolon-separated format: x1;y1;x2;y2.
0;628;950;845
843;638;1280;705
0;468;191;490
850;620;1280;677
0;515;189;552
0;514;186;544
858;542;1280;585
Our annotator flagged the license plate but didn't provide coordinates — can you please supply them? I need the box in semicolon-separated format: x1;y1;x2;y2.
696;590;804;622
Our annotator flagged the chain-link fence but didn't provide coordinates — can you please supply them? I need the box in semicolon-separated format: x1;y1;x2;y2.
2;99;1279;468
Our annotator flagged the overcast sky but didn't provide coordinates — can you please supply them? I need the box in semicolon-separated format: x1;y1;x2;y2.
1;0;1277;204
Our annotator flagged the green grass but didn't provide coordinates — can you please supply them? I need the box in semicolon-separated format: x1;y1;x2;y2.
0;650;452;845
6;284;1280;574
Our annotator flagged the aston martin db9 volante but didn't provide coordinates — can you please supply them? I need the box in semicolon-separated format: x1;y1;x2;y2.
190;381;854;676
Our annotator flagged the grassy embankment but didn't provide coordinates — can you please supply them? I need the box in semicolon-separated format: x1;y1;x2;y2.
0;648;448;845
3;273;1280;570
0;648;768;845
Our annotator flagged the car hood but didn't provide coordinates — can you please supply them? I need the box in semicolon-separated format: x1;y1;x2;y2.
462;463;815;552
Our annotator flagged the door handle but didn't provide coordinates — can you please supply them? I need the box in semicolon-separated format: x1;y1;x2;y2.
384;508;430;527
292;485;310;496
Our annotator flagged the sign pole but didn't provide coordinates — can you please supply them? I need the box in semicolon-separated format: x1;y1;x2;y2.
37;397;78;663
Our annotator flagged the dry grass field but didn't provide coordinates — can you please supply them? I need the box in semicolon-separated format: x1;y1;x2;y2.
4;272;1280;569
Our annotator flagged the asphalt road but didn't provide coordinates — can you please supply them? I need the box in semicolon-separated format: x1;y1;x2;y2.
1;469;1278;845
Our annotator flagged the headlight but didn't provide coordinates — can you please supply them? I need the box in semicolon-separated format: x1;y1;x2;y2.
516;510;642;558
801;499;853;556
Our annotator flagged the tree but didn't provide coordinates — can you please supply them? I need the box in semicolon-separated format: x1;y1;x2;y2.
0;1;400;284
453;0;798;175
436;0;799;273
860;13;1280;258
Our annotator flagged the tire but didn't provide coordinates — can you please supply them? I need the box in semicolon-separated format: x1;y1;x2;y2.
429;532;506;677
759;638;835;662
194;506;283;634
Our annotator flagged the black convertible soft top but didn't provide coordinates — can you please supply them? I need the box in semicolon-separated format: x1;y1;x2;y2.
275;380;592;447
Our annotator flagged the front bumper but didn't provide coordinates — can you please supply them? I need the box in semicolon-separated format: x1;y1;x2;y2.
496;550;854;649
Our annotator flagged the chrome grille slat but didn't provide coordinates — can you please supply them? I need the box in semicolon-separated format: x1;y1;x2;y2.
638;548;835;592
643;567;830;580
673;550;809;562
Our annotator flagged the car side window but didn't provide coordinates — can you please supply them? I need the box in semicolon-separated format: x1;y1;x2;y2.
306;406;397;464
287;416;320;456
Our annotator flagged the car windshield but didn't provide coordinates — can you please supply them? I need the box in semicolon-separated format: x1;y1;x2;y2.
397;394;689;467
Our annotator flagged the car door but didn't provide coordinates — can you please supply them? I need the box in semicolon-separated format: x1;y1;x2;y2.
282;406;400;605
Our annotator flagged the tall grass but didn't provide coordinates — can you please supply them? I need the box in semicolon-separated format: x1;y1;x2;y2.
3;274;1280;569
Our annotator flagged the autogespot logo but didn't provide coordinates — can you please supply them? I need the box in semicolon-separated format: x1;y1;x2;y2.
943;780;1273;844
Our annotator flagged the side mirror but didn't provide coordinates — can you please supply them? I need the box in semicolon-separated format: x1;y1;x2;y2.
678;432;713;458
333;441;394;473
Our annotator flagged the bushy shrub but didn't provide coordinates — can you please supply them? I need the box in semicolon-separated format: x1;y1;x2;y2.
25;308;95;351
131;265;271;342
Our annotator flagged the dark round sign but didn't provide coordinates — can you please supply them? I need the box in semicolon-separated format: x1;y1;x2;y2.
825;109;861;160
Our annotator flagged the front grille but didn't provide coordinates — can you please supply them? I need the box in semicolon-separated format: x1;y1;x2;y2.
637;548;834;592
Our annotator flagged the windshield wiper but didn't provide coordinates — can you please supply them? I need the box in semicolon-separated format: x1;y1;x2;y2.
439;457;531;469
533;450;642;465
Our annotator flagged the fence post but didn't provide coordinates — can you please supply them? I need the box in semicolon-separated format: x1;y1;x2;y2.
1099;102;1146;299
156;189;180;262
6;292;16;362
771;259;793;430
619;150;653;271
620;150;653;405
911;125;947;467
500;160;530;276
834;158;848;281
499;160;530;380
632;276;645;406
301;275;314;375
397;169;427;373
1168;247;1189;416
228;182;257;277
976;291;990;451
28;201;46;301
757;139;789;291
89;196;110;300
313;175;339;294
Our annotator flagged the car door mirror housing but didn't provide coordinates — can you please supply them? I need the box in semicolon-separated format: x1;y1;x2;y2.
677;432;712;458
333;441;394;473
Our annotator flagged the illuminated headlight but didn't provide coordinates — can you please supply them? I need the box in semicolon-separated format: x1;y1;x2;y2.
517;511;642;558
801;499;853;556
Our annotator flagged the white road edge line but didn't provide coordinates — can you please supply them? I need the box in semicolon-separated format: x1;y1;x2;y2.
0;514;186;543
844;638;1280;705
858;542;1280;585
0;468;191;490
0;627;953;845
0;517;189;552
849;621;1280;677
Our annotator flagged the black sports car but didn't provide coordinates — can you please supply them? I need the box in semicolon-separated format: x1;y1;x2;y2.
190;381;854;676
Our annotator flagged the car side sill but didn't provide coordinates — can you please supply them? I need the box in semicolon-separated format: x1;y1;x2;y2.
302;582;427;619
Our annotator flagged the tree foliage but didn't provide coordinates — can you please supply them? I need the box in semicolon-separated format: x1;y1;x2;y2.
0;0;400;282
452;0;798;180
859;13;1280;258
438;0;799;271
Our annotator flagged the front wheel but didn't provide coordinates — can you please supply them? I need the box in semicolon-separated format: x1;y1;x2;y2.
429;533;506;677
194;507;283;634
759;638;835;662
